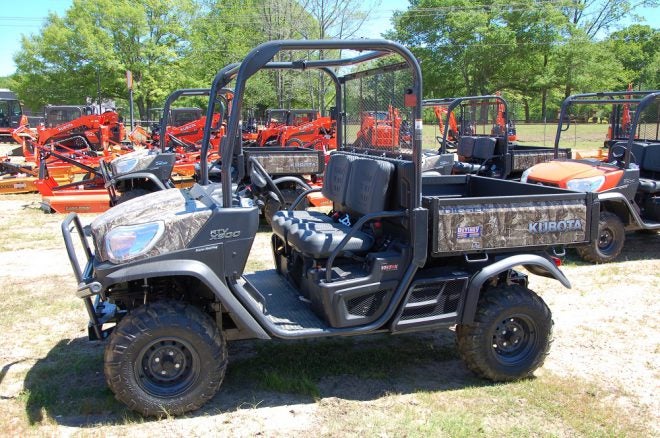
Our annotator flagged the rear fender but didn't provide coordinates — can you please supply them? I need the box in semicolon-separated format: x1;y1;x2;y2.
102;259;270;340
460;254;570;324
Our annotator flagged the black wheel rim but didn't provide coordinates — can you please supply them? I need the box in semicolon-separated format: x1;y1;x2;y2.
491;314;538;366
598;227;615;252
135;337;200;398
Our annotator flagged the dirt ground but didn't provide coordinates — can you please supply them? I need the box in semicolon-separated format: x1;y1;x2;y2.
0;194;658;435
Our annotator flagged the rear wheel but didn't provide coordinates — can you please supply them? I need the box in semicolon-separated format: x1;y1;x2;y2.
456;284;553;381
576;211;625;263
104;301;227;416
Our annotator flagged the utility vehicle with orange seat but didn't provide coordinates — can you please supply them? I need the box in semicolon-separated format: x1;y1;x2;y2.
428;96;571;179
62;40;600;417
522;90;660;262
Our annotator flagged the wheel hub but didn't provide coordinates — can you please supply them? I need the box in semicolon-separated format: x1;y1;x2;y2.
493;318;526;354
491;315;537;365
598;228;614;249
136;338;199;397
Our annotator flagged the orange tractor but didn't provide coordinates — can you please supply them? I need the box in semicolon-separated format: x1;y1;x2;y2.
354;105;410;149
252;109;319;146
12;105;127;160
521;90;660;263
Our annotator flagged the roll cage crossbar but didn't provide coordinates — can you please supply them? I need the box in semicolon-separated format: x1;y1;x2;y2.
198;39;423;210
422;95;509;154
554;90;660;163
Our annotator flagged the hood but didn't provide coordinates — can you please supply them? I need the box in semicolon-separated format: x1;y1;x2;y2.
525;160;615;187
90;187;211;263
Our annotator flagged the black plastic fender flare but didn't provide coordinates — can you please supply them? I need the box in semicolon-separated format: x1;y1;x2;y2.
460;254;571;324
102;259;270;340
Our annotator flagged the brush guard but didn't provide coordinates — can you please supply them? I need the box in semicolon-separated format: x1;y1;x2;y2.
62;213;116;340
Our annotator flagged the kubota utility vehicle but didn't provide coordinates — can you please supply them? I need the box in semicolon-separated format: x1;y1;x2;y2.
521;90;660;262
427;96;571;179
62;40;598;417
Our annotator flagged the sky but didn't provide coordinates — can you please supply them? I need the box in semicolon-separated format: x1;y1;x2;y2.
0;0;657;77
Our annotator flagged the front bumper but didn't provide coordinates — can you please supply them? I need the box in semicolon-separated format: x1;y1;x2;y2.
62;213;116;340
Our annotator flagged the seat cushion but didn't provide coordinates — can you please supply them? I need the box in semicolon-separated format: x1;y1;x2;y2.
271;210;333;239
287;224;374;258
638;178;660;194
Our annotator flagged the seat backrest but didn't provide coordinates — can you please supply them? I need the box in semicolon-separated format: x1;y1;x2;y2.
345;158;395;216
643;143;660;173
457;136;475;158
472;137;497;160
321;153;355;209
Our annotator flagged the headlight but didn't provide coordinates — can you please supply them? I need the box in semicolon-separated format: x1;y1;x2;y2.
112;150;149;174
112;157;140;174
105;221;164;264
520;168;532;183
566;175;605;192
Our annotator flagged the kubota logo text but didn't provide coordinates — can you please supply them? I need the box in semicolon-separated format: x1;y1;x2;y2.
528;219;582;233
210;228;241;240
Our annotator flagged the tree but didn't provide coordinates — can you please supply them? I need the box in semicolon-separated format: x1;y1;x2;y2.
606;24;660;89
13;0;196;119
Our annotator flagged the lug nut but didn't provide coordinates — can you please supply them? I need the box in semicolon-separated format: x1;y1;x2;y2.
154;357;160;363
161;370;167;375
175;363;180;369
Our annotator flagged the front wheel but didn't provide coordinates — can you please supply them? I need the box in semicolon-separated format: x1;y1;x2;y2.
104;301;227;416
456;285;553;381
576;211;625;263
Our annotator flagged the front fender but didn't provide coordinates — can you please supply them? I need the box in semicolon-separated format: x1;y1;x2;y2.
102;259;270;340
460;254;570;324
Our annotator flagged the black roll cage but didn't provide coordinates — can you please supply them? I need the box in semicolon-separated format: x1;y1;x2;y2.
422;95;509;154
554;90;660;164
197;39;423;212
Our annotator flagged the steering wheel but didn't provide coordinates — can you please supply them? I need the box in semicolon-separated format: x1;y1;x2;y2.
436;135;457;151
248;156;285;206
610;143;638;168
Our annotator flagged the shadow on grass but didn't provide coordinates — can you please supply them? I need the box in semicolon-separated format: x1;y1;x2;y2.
24;329;496;427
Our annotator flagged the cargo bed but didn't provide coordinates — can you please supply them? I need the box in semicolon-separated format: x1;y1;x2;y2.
422;175;598;256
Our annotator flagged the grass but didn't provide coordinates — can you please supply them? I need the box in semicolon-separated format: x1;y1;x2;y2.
315;376;652;437
0;191;657;435
422;122;610;151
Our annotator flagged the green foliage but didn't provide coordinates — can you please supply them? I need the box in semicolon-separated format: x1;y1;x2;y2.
389;0;658;121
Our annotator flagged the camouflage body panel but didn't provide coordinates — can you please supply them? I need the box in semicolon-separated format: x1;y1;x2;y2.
430;198;588;254
511;149;570;173
252;152;323;175
90;187;212;262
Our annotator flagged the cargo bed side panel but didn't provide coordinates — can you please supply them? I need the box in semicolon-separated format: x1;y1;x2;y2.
430;198;588;255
